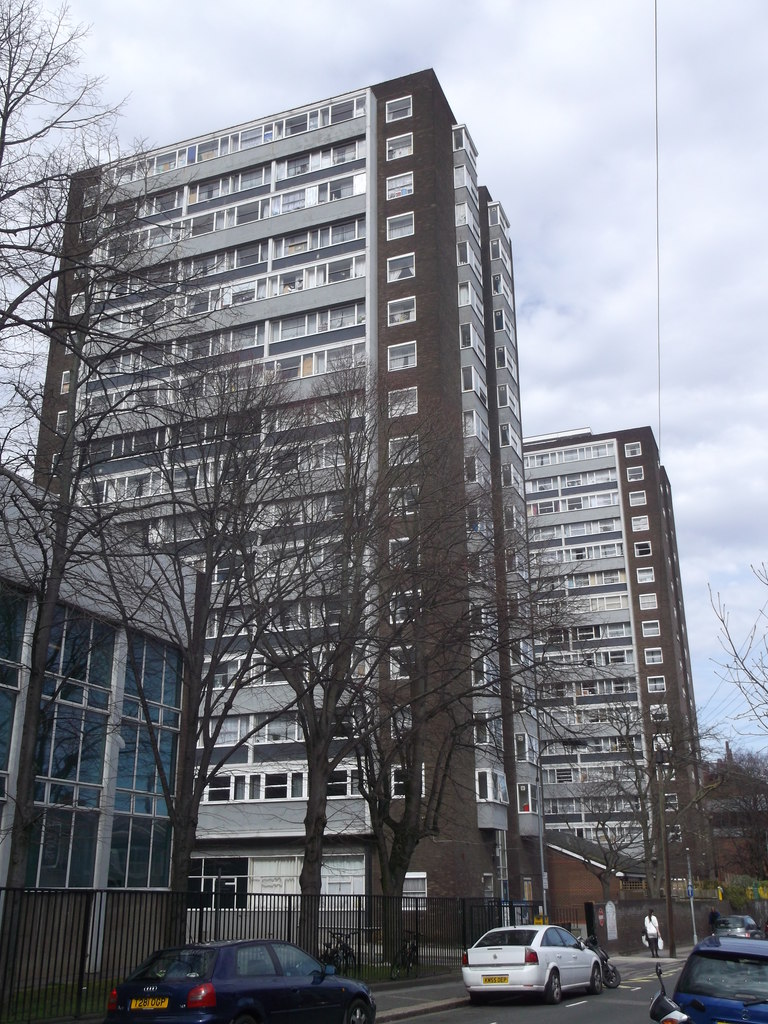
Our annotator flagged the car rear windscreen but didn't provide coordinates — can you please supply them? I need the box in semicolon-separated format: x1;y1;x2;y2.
130;949;217;982
677;951;768;1002
476;930;537;947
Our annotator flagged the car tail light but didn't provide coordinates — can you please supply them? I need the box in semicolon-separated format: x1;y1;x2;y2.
187;983;216;1009
525;948;539;964
461;952;468;966
107;989;118;1012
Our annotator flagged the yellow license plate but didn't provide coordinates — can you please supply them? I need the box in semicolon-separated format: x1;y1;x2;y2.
482;975;509;985
130;998;169;1010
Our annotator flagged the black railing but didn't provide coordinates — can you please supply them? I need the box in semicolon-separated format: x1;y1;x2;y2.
0;888;534;1024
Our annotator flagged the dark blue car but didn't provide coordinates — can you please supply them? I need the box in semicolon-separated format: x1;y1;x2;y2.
105;940;375;1024
674;935;768;1024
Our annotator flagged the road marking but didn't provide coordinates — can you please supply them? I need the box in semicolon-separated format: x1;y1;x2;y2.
567;1000;587;1007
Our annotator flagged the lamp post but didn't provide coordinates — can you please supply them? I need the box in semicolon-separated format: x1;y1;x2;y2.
536;764;548;922
686;847;698;944
655;746;676;957
534;720;549;922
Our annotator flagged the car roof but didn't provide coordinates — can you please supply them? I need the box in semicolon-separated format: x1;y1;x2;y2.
482;925;557;935
692;935;768;954
150;939;280;952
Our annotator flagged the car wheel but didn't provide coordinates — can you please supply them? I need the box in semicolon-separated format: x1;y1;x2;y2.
588;961;603;994
544;968;562;1004
235;1015;259;1024
469;991;487;1005
603;964;621;988
345;997;373;1024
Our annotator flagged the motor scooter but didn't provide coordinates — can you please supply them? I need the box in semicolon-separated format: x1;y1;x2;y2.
584;934;621;988
649;963;692;1023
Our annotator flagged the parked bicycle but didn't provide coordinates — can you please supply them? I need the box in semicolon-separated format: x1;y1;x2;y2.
320;930;356;974
390;929;418;979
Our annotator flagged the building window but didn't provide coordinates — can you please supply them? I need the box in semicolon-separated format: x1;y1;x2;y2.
389;485;419;516
56;410;68;435
386;172;413;199
60;371;71;395
387;212;414;239
627;466;644;481
388;341;417;370
386;96;412;122
645;648;663;664
637;567;655;583
260;771;304;800
388;387;418;417
642;620;661;637
634;541;652;557
629;490;647;506
387;253;415;281
639;593;658;610
632;515;649;531
624;442;642;457
477;771;509;804
493;309;505;332
516;782;538;813
390;650;410;680
392;765;423;797
651;704;671;729
388;435;418;465
499;424;512;447
386;134;413;160
647;675;666;692
387;297;415;325
403;871;426;908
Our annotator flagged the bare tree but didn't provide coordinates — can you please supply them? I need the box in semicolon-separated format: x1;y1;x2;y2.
713;564;768;734
0;0;219;890
706;746;768;880
0;0;121;444
91;357;298;904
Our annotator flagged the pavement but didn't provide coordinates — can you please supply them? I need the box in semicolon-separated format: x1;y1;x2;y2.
372;947;694;1022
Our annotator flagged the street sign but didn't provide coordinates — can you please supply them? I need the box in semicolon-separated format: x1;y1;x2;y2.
687;884;694;898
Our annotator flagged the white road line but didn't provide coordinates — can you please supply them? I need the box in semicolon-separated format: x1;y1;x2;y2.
567;1000;588;1007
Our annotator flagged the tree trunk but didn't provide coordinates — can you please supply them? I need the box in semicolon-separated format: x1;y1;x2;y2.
298;755;330;953
5;543;68;888
165;815;198;946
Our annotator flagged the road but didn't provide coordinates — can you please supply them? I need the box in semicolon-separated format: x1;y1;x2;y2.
382;959;680;1024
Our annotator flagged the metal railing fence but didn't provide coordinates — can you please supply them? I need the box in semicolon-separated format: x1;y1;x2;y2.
0;887;536;1024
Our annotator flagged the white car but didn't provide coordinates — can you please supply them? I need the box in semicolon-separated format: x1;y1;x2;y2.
461;924;603;1005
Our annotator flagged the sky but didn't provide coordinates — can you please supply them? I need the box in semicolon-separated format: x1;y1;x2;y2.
53;0;768;753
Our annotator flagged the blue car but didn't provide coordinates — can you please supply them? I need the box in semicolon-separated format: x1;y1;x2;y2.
674;935;768;1024
105;940;375;1024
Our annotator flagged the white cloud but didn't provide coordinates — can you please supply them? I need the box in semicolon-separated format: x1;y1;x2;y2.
54;0;768;749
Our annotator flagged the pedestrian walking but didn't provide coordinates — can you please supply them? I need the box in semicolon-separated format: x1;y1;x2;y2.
644;909;661;958
709;906;720;932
